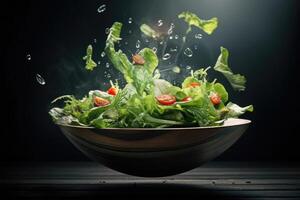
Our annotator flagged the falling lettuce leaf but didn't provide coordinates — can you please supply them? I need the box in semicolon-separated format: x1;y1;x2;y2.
214;47;246;91
83;45;97;71
140;24;161;39
226;102;253;118
178;11;218;34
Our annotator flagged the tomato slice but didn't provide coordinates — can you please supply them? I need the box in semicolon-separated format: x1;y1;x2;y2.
156;95;176;105
94;96;110;107
210;93;221;105
189;82;201;88
182;96;192;102
107;87;118;96
132;54;145;65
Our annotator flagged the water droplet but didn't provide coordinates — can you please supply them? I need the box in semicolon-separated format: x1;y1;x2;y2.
106;63;110;68
128;30;132;34
105;28;110;34
152;47;157;53
26;54;31;60
97;4;106;13
186;66;192;70
36;74;45;85
194;45;198;50
145;39;149;43
174;35;179;40
157;19;163;27
162;53;171;60
136;40;141;49
106;74;112;78
184;48;193;57
195;33;202;39
94;39;97;43
125;42;128;45
172;66;180;73
128;17;133;24
97;61;101;65
167;23;175;35
169;36;173;40
101;52;106;57
170;47;177;52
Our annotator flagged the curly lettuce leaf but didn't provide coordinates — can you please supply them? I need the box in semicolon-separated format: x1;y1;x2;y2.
178;11;218;34
83;45;97;71
214;47;246;91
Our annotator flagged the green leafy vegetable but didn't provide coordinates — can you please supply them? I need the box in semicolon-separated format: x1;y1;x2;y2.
178;11;218;34
226;102;254;118
49;16;252;129
140;24;160;39
214;47;247;91
83;45;97;71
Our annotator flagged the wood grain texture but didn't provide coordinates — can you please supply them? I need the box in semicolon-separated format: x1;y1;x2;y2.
1;162;300;199
58;118;250;176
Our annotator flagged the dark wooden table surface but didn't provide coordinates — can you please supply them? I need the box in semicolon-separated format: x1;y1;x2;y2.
1;162;300;199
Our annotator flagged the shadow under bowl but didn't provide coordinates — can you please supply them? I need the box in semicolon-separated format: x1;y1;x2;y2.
58;118;251;177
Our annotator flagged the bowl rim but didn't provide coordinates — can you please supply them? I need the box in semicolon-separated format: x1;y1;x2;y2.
56;118;251;131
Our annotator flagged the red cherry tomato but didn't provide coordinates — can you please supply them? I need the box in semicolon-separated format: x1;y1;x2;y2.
210;93;221;105
189;82;201;88
182;97;192;102
156;95;176;105
94;96;110;107
107;87;118;96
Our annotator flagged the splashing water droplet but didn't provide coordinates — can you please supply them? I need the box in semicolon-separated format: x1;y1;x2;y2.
105;28;110;34
94;39;97;43
174;35;179;40
128;17;133;24
162;53;171;60
167;23;175;35
101;52;106;57
169;36;173;40
97;4;106;13
106;73;112;78
36;74;45;85
97;61;101;65
194;45;198;50
170;47;177;52
26;54;31;61
145;39;149;43
172;66;181;73
157;19;163;27
106;63;110;68
195;33;203;39
152;47;157;53
184;48;193;57
186;66;192;70
136;40;141;49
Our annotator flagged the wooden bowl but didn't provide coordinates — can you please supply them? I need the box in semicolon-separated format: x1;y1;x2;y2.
58;118;251;177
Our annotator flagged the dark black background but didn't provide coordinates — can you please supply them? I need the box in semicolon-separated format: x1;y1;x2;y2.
1;0;299;162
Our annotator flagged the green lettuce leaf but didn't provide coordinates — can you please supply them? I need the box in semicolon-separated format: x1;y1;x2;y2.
214;47;246;91
178;11;218;34
83;45;97;71
140;24;160;39
138;48;158;74
226;102;253;118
